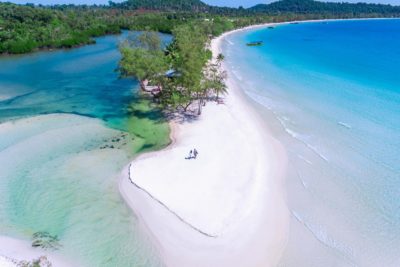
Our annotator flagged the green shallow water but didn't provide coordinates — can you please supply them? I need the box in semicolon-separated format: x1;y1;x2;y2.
0;32;171;266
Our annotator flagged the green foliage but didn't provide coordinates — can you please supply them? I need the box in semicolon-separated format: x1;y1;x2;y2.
251;0;400;16
0;2;121;54
6;38;38;54
136;31;162;51
119;32;168;82
120;24;227;115
126;13;182;34
206;17;235;36
120;46;167;81
113;0;208;12
204;54;227;99
171;24;209;90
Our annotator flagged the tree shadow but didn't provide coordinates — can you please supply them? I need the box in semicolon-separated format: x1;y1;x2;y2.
163;108;200;124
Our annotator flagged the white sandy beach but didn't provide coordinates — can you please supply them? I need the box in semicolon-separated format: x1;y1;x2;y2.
119;24;290;267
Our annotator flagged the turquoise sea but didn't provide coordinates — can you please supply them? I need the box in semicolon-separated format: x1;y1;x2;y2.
0;32;171;266
222;19;400;267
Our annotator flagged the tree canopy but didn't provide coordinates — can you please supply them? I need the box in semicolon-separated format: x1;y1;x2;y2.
0;3;120;53
251;0;400;15
111;0;208;12
119;25;226;115
119;31;168;84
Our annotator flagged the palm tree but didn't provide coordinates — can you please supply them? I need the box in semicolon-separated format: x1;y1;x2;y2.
213;73;227;100
216;53;225;65
203;60;227;102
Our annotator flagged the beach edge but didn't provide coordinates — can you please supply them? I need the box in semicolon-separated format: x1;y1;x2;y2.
119;22;291;267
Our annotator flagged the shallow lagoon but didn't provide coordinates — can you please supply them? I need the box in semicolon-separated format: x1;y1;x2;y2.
0;32;171;266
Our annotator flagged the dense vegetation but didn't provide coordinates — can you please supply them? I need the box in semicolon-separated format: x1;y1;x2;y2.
111;0;400;17
1;0;400;54
251;0;400;17
111;0;209;12
0;3;126;53
119;23;227;114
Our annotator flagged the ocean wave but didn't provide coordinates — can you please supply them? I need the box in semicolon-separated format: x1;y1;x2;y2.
245;92;273;110
292;210;356;266
226;39;234;45
297;154;313;165
306;143;329;162
231;70;243;81
338;121;352;129
276;115;291;125
239;88;330;164
286;131;329;162
276;115;330;162
297;171;309;189
276;116;304;140
285;128;301;139
281;115;290;122
288;129;329;162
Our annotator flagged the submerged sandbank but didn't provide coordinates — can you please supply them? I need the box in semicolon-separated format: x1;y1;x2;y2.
0;113;163;267
119;24;290;267
0;236;73;267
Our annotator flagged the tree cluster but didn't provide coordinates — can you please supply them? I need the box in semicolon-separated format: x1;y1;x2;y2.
0;3;120;54
251;0;400;16
111;0;209;12
119;23;227;115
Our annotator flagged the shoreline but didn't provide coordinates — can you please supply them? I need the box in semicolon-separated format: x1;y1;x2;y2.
119;22;291;266
213;17;399;39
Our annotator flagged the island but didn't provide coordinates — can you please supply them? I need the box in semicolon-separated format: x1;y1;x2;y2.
1;0;400;267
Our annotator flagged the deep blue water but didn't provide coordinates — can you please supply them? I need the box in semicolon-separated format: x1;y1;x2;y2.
223;19;400;267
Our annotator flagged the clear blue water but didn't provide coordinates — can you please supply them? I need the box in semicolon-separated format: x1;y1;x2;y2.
0;31;171;131
0;32;171;266
223;19;400;267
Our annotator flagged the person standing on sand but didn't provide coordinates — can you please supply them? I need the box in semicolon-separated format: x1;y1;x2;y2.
193;149;198;159
185;150;193;160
